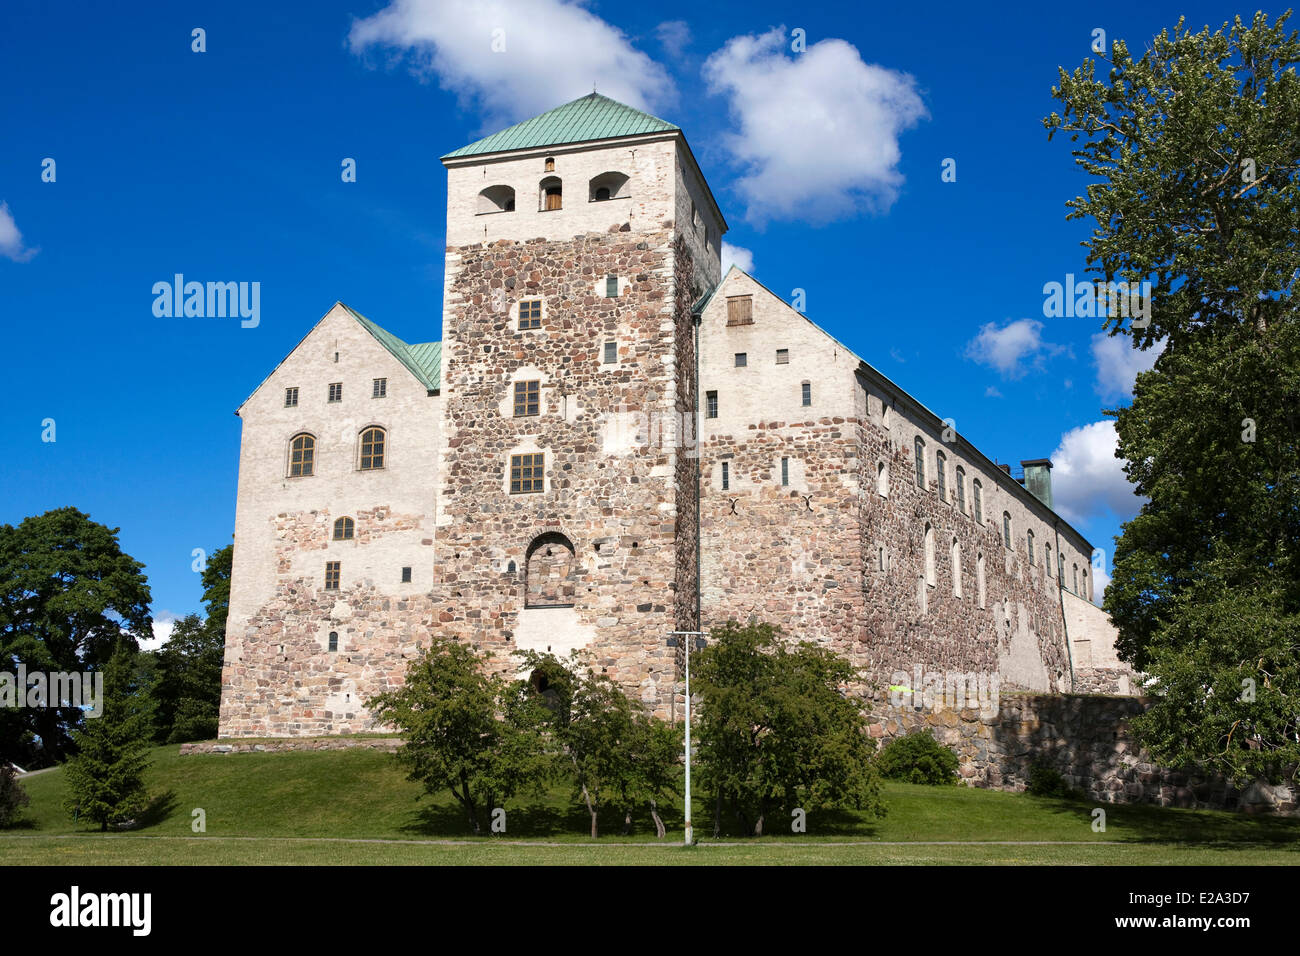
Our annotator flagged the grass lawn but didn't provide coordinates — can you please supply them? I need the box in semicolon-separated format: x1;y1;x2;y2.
2;744;1296;865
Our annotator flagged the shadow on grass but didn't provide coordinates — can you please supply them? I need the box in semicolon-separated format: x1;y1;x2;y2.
399;796;695;841
136;789;180;829
1025;791;1300;845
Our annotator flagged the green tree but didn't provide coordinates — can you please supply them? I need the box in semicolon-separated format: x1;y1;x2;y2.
366;639;550;835
1045;12;1300;781
0;508;153;766
63;641;154;831
0;763;30;828
693;622;884;836
151;613;224;743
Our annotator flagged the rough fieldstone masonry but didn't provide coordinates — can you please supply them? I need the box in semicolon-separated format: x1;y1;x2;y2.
219;93;1135;739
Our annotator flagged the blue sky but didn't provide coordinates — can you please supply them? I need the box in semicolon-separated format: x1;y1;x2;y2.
1;0;1238;636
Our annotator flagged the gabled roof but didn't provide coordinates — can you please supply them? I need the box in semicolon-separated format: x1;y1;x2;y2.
236;302;440;413
441;92;679;160
339;304;441;391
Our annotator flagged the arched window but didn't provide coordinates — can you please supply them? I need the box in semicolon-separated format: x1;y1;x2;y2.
328;631;338;652
588;171;630;202
1058;550;1065;581
977;552;986;608
1046;543;1053;577
1027;529;1035;565
359;427;385;470
540;176;562;211
936;451;947;501
914;437;925;489
973;479;983;525
1072;563;1079;594
951;536;962;597
923;523;935;587
289;433;315;477
1081;567;1088;599
955;466;966;513
476;185;515;214
1002;512;1012;549
333;517;354;540
877;461;889;498
544;156;555;172
525;532;576;608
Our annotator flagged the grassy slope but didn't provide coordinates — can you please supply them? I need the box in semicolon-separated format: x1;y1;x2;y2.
2;745;1297;865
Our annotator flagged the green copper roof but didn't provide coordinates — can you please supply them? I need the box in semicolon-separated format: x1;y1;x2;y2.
341;304;441;391
442;92;679;159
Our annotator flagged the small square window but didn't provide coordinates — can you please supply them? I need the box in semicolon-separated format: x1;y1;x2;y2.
605;275;618;298
514;380;539;417
373;378;387;398
775;349;789;365
401;566;412;583
284;387;299;407
801;382;811;406
603;341;617;364
519;299;542;330
510;453;544;494
726;296;753;326
328;383;342;403
721;461;729;491
324;561;340;590
705;391;718;419
734;353;747;367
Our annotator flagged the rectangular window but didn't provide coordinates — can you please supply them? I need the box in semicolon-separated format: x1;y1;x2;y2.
605;275;618;298
734;352;747;367
726;295;753;326
801;382;811;406
401;566;412;583
284;387;298;407
974;482;983;526
372;378;387;398
781;457;789;486
519;299;542;330
514;380;539;417
603;341;617;364
324;561;340;590
705;391;718;419
328;631;338;652
721;461;729;490
936;452;947;501
510;453;544;494
775;349;789;364
328;382;342;403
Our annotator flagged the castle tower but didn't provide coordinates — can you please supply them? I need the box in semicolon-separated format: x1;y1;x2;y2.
430;93;726;713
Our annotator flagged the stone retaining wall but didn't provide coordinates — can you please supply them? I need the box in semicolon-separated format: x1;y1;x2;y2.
180;737;401;756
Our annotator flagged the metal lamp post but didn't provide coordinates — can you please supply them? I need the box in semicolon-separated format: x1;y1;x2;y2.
668;630;707;846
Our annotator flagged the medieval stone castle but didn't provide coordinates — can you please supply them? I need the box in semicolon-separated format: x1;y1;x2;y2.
218;93;1132;738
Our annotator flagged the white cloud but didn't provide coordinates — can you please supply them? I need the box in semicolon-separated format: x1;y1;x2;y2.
703;27;927;224
139;612;180;652
720;241;753;276
1050;420;1144;526
1090;558;1112;607
964;318;1065;379
348;0;675;129
0;202;37;262
984;385;1003;398
1092;332;1165;399
655;20;691;59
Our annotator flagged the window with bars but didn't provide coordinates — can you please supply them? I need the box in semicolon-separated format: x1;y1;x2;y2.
721;461;729;490
801;382;811;406
514;380;539;417
328;382;342;403
289;434;315;477
936;451;947;501
781;457;789;486
401;567;412;583
775;349;789;364
726;295;753;326
1003;512;1012;549
324;561;340;590
372;378;387;398
705;391;718;419
974;480;983;525
603;341;617;364
359;427;385;470
519;299;542;330
605;275;618;297
328;631;338;652
284;387;298;407
914;437;925;488
734;353;747;367
333;517;354;540
1027;529;1035;564
510;453;544;494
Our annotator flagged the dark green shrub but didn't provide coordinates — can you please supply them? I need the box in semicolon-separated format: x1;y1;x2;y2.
1026;760;1071;796
0;763;30;828
874;730;960;785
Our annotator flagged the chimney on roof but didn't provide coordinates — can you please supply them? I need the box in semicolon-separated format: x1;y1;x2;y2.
998;463;1012;475
1020;459;1053;509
